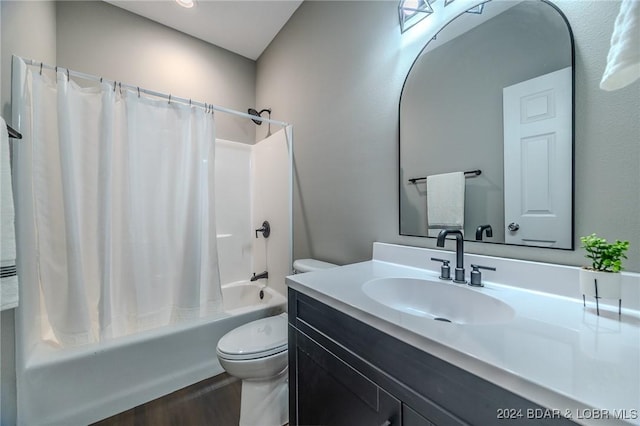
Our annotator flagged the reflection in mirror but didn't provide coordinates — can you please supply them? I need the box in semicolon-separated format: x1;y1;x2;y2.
399;0;574;249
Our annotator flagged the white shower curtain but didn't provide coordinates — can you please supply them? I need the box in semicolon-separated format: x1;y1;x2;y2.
13;58;222;346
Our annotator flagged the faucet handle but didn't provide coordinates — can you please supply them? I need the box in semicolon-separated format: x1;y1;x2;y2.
431;257;452;281
469;264;496;287
255;221;271;239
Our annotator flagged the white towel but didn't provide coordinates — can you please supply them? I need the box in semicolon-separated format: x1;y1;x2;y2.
1;117;19;310
426;171;465;237
600;0;640;91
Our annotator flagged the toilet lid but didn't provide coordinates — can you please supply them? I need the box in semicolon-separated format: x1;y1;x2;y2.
293;258;337;273
217;313;288;360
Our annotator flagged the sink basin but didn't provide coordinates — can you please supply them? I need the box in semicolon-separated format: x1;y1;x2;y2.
362;277;515;325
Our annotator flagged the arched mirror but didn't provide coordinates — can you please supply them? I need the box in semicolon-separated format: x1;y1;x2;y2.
399;0;574;249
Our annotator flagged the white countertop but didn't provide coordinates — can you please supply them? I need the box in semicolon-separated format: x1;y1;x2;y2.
286;244;640;426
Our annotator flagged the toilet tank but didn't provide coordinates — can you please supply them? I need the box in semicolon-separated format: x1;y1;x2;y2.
293;259;337;274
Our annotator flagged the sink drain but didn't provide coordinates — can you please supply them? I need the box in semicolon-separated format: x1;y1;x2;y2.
434;317;452;323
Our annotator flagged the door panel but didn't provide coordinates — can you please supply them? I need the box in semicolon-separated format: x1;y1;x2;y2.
503;67;572;247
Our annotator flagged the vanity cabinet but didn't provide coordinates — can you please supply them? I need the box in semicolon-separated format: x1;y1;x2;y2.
295;329;402;425
288;288;574;426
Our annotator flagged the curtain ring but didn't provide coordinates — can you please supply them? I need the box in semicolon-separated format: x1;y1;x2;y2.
168;94;172;104
100;77;103;83
137;87;141;98
66;68;70;82
189;98;192;106
118;82;122;94
39;63;43;75
113;81;117;92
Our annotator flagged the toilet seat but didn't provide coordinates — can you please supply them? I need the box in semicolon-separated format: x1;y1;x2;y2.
217;313;288;361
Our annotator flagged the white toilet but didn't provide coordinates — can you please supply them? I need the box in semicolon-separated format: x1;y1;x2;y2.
216;259;337;426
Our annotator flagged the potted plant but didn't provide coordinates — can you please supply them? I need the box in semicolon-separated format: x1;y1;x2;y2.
580;233;630;315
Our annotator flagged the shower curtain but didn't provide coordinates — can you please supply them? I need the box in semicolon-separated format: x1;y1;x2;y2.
12;58;222;346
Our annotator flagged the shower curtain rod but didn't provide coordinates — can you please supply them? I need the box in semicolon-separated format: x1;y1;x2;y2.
17;56;290;127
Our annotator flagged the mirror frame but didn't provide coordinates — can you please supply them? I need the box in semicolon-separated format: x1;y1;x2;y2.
398;0;576;250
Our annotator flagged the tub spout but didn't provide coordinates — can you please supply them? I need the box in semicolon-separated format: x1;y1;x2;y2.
251;271;269;281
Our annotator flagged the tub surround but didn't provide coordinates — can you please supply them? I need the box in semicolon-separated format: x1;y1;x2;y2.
286;243;640;425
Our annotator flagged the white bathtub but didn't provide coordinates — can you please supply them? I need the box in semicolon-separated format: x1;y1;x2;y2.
17;282;286;426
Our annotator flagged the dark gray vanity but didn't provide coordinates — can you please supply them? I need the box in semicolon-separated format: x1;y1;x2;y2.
288;288;575;425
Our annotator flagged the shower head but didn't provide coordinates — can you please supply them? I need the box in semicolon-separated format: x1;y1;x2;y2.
248;108;272;125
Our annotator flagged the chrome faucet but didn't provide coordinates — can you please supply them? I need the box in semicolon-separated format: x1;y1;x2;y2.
250;271;269;281
436;229;466;284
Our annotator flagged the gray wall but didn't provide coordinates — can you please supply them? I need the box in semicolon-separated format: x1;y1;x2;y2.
1;3;57;423
257;0;640;272
0;1;57;128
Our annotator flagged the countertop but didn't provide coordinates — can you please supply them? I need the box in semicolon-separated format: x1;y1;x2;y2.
286;248;640;426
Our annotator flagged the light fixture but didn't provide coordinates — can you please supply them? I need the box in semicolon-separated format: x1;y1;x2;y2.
399;0;434;33
175;0;194;9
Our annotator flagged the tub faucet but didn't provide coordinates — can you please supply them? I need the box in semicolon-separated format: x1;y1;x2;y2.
436;229;466;284
250;271;269;282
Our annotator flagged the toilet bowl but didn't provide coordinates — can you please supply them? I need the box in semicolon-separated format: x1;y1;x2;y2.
216;259;337;426
217;313;289;426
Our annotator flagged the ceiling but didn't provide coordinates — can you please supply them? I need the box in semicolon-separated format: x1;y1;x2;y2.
105;0;303;61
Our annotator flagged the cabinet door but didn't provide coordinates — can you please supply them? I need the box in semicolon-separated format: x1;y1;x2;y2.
294;330;401;426
403;404;433;426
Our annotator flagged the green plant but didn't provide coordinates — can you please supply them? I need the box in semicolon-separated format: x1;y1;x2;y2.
580;233;630;273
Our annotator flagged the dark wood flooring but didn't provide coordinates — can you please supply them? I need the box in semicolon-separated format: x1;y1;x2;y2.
92;373;242;426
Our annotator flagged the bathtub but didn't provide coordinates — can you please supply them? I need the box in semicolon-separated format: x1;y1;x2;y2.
17;281;286;426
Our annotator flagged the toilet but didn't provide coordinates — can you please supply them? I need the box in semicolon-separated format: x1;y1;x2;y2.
216;259;337;426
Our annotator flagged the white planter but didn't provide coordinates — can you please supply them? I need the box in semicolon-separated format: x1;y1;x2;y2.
579;268;622;300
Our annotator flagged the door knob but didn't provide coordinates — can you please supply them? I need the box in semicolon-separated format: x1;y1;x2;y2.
507;222;520;232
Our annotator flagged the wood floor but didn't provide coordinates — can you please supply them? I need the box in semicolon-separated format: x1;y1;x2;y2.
92;373;242;426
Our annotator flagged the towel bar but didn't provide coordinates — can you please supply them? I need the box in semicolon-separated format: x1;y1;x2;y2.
408;169;481;184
